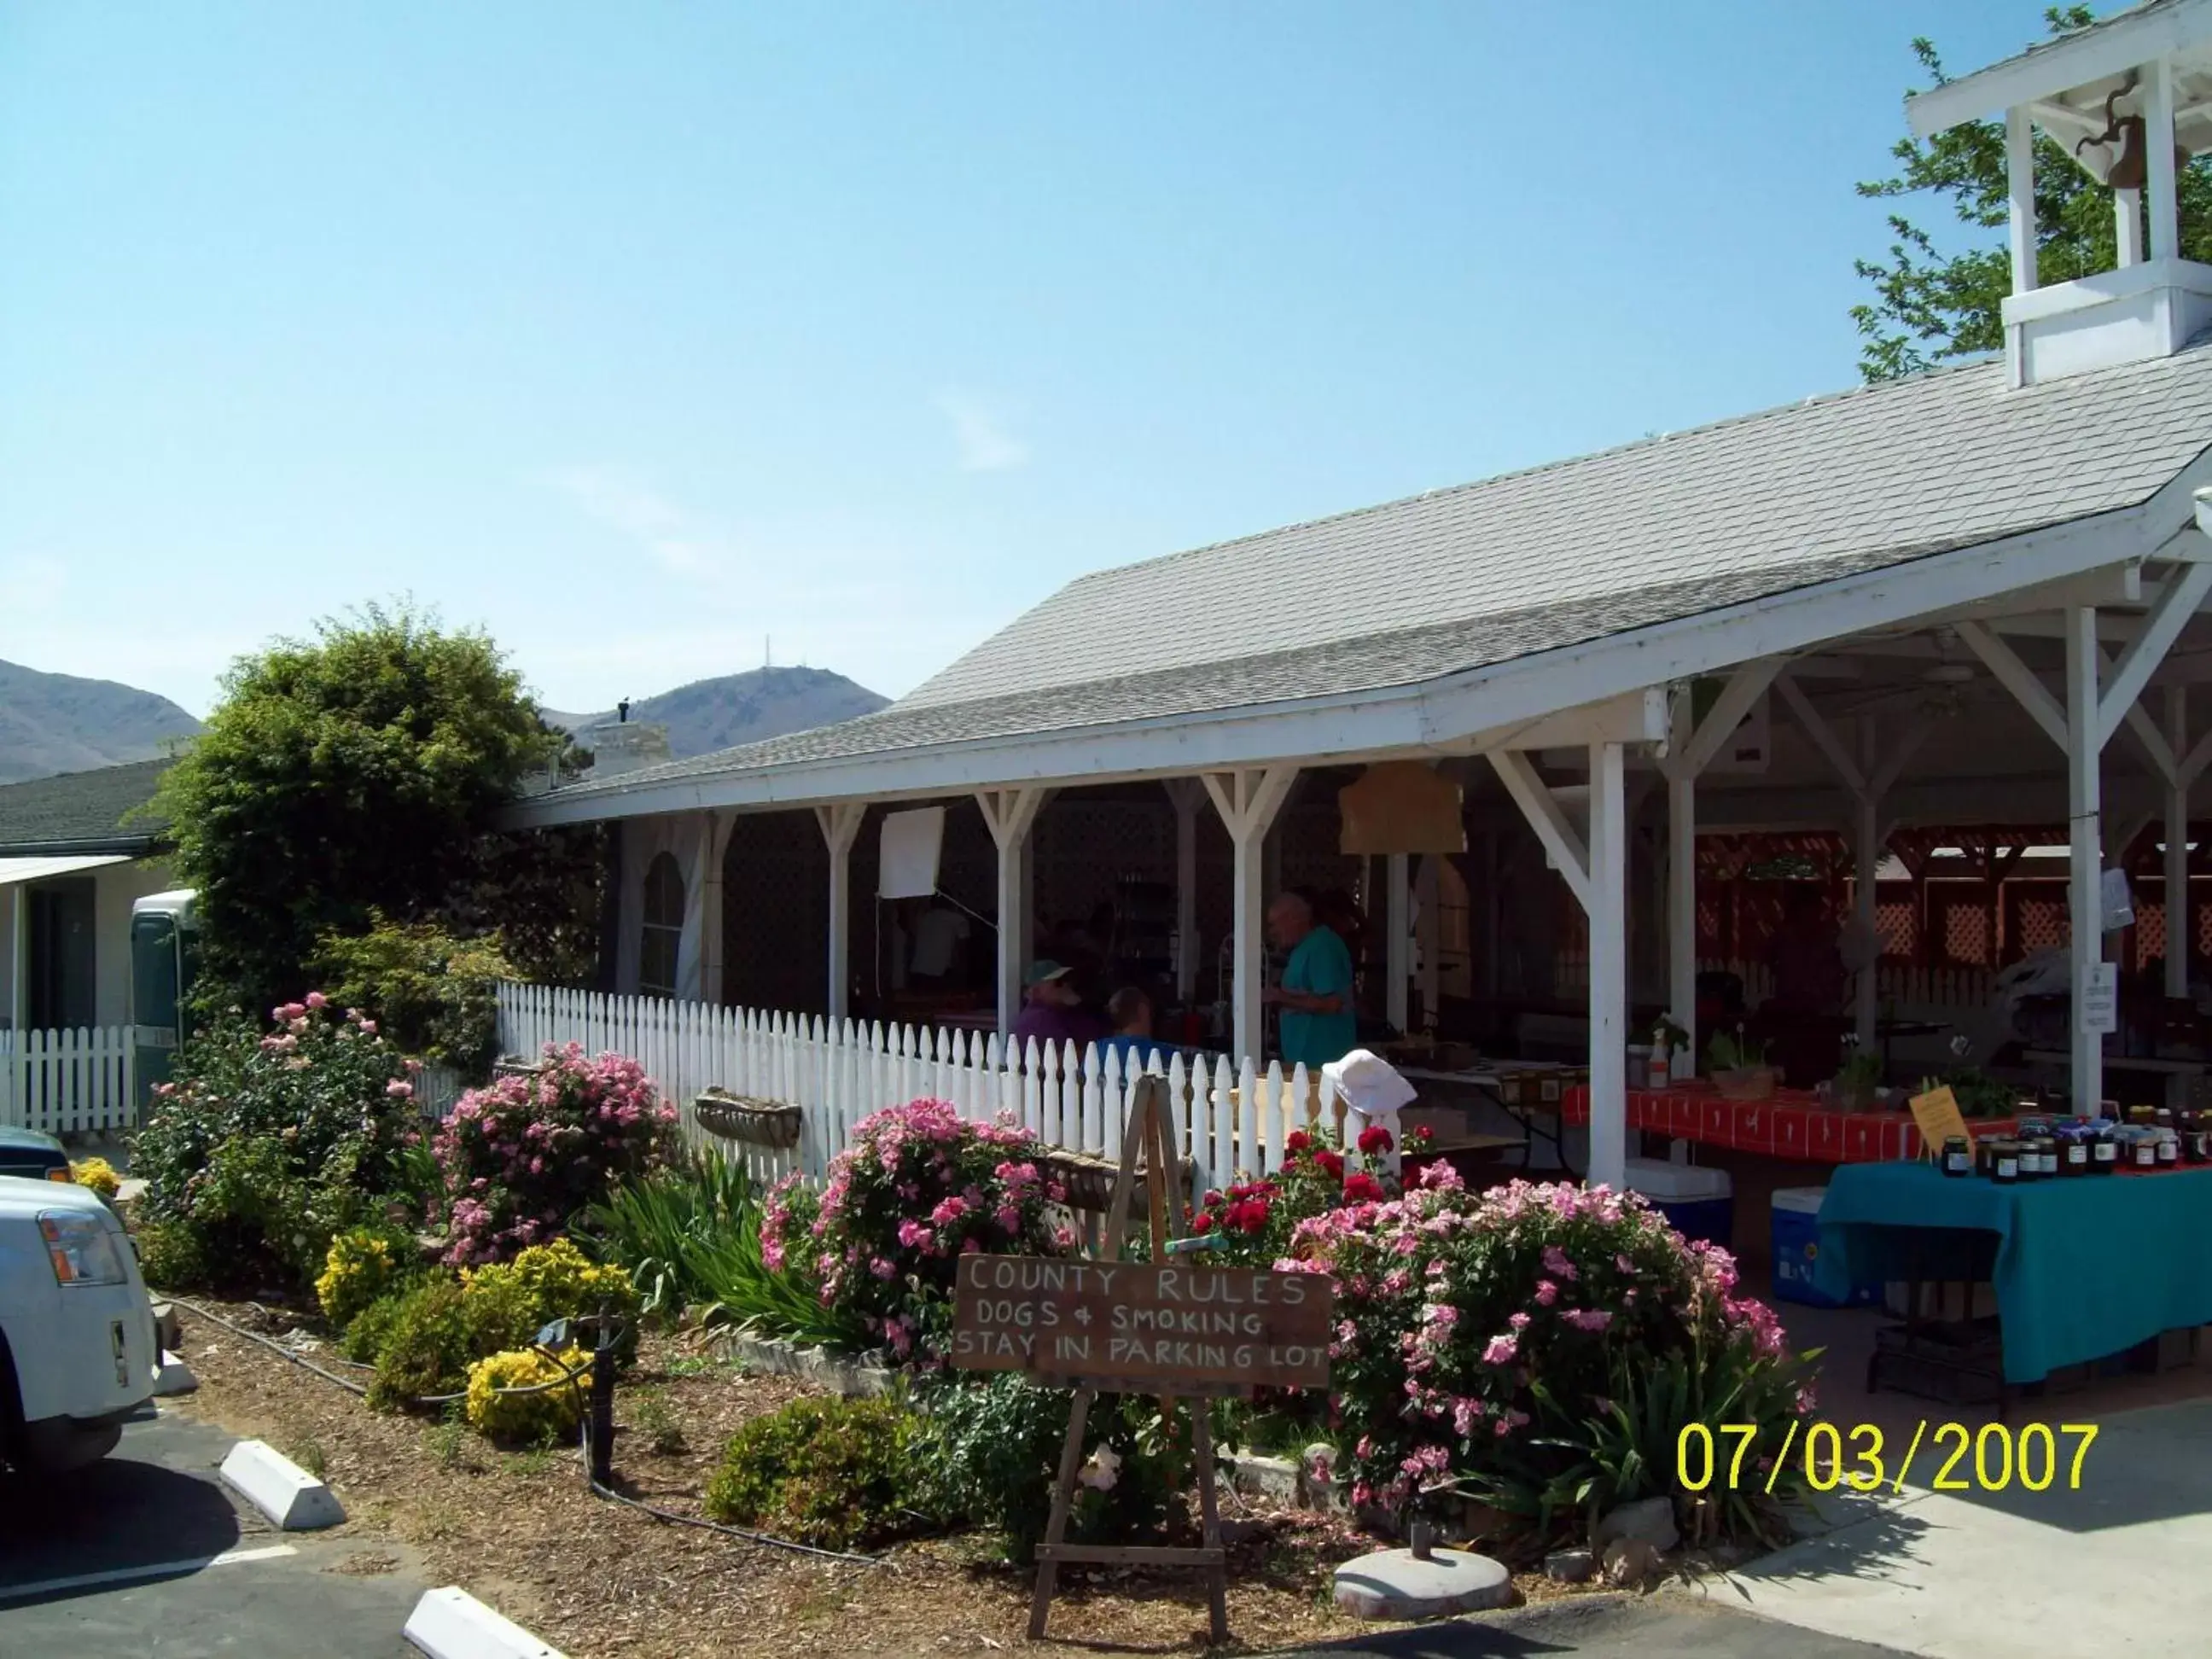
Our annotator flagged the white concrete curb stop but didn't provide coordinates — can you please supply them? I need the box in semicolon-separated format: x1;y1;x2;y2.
404;1586;568;1659
154;1350;198;1396
218;1439;345;1530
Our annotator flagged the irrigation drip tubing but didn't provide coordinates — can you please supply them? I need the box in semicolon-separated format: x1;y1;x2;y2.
165;1295;882;1565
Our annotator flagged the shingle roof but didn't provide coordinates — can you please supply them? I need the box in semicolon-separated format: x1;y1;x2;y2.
0;759;171;853
541;341;2212;806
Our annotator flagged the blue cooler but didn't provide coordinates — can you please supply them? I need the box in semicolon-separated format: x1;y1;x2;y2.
1770;1186;1875;1308
1624;1157;1732;1248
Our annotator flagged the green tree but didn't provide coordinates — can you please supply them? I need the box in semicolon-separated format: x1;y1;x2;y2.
1853;7;2212;381
152;603;591;1016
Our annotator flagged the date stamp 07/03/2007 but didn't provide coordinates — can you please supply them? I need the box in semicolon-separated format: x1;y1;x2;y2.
1679;1421;2099;1495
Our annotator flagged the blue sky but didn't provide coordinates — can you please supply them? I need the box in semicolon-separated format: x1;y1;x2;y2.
0;3;2046;719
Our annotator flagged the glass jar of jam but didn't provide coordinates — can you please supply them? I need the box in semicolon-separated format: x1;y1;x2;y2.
2035;1134;2060;1178
2093;1123;2120;1173
2130;1104;2157;1127
2133;1130;2160;1169
1942;1135;1972;1178
2158;1129;2180;1167
2058;1124;2090;1175
1991;1139;2021;1184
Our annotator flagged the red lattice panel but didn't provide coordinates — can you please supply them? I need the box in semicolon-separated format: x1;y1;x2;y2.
2014;895;2069;955
1942;903;1989;967
1876;899;1918;959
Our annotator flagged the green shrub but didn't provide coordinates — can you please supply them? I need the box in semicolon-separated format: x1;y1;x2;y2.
702;1395;923;1551
311;915;515;1076
464;1347;587;1445
913;1373;1173;1560
133;1218;209;1290
342;1291;412;1365
367;1279;475;1411
129;999;421;1290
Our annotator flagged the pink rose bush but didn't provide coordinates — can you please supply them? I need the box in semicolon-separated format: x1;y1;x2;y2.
1283;1172;1814;1550
434;1044;679;1264
761;1097;1072;1360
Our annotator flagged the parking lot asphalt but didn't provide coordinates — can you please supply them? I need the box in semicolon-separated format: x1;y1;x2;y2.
0;1405;429;1657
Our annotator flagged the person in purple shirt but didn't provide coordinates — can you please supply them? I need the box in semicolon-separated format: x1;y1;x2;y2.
1009;961;1106;1049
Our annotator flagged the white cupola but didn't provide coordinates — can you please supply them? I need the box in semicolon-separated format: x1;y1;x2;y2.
1908;0;2212;386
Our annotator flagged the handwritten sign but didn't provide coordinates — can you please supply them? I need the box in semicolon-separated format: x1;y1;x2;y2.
1907;1085;1972;1161
952;1255;1334;1390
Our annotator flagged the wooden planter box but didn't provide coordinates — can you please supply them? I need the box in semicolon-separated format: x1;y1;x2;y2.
492;1056;550;1081
693;1088;803;1150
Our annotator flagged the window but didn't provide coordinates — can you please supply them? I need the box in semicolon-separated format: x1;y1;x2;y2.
639;852;685;998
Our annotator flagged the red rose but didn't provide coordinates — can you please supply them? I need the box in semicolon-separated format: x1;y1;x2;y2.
1284;1131;1312;1155
1317;1149;1345;1180
1202;1188;1225;1209
1234;1198;1271;1235
1342;1171;1385;1203
1193;1210;1214;1234
1357;1123;1394;1155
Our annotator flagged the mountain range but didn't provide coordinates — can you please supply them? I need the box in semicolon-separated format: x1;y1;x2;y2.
0;659;203;784
545;665;888;760
0;660;888;787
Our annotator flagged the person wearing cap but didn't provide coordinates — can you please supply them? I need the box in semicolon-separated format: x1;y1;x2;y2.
1010;959;1106;1049
1263;889;1356;1071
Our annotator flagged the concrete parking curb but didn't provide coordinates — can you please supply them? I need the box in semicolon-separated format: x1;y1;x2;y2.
154;1351;198;1396
218;1439;346;1530
404;1586;568;1659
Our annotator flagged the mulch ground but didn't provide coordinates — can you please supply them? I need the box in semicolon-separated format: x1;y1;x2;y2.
167;1299;1599;1656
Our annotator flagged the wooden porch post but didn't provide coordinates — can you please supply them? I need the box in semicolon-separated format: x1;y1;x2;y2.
1586;742;1628;1191
977;788;1051;1039
815;802;866;1019
1385;852;1410;1033
1200;767;1299;1065
2065;605;2105;1117
2166;686;2192;1001
1667;749;1697;1075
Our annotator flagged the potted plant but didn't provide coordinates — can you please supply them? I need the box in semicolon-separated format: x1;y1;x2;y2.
1707;1028;1777;1101
1829;1048;1883;1113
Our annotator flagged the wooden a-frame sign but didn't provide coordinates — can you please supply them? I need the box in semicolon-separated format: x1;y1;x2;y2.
1029;1073;1230;1644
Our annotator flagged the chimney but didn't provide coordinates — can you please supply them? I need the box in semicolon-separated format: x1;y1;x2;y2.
580;719;672;777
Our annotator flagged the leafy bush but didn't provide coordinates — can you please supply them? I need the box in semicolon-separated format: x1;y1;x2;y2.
760;1098;1075;1360
130;998;422;1289
1187;1123;1403;1267
317;1225;419;1329
582;1153;861;1348
146;602;577;1019
134;1218;209;1290
434;1045;679;1264
368;1278;476;1410
463;1238;640;1362
71;1157;120;1199
1287;1171;1816;1551
342;1291;412;1365
464;1346;588;1444
312;914;515;1076
913;1373;1176;1561
702;1395;923;1551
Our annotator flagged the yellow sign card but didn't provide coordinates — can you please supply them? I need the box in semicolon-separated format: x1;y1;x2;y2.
1907;1085;1972;1162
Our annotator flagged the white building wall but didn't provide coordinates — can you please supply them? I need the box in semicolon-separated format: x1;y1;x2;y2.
93;859;176;1027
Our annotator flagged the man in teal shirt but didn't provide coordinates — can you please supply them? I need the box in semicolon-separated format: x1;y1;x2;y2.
1263;890;1357;1070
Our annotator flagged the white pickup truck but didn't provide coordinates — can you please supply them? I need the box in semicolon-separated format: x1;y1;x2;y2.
0;1173;159;1473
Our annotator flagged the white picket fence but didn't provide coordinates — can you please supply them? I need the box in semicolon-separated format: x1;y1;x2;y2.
495;982;1330;1197
0;1027;137;1137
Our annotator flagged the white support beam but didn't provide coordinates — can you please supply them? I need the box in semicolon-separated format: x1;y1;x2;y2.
1668;659;1785;780
1385;851;1411;1034
1774;673;1866;796
2098;562;2212;748
695;809;737;1005
2005;107;2037;297
1586;742;1628;1191
2116;186;2146;268
2148;55;2181;263
1200;765;1300;1064
814;802;865;1018
1868;720;1935;800
1957;620;2070;750
1416;853;1441;1024
1162;779;1204;1003
2065;607;2106;1117
1853;788;1881;1051
977;786;1051;1037
1666;737;1697;1074
2167;686;2192;1006
1488;749;1592;911
1469;687;1672;754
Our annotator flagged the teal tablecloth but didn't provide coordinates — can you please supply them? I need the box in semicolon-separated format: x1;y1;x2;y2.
1813;1162;2212;1383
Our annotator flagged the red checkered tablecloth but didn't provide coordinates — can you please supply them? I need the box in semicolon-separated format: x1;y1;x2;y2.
1560;1084;2015;1164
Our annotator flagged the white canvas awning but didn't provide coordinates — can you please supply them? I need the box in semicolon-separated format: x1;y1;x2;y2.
0;853;131;888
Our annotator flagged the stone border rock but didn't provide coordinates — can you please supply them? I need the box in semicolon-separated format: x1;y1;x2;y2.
404;1586;568;1659
218;1439;345;1530
707;1332;895;1396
